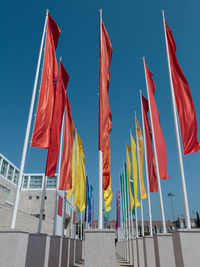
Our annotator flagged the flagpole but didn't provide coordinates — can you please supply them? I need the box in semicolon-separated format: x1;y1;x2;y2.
143;57;167;234
53;111;65;235
119;175;125;240
98;8;103;230
10;9;49;229
38;175;47;233
134;112;145;237
162;10;191;229
135;206;139;238
80;211;83;240
139;90;153;236
62;191;67;236
122;165;128;241
125;162;131;239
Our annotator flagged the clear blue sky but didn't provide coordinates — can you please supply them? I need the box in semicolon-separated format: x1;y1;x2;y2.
1;0;200;222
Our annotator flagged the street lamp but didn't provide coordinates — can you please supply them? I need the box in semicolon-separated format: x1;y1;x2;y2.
168;192;175;222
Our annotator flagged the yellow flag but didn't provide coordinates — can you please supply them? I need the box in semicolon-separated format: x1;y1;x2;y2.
105;205;111;212
136;119;147;200
130;132;140;208
74;133;86;212
66;137;76;199
126;144;134;211
104;175;113;208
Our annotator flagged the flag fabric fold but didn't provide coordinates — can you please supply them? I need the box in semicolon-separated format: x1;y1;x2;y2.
116;190;120;229
74;133;86;212
126;144;134;212
130;133;141;208
144;62;169;180
142;96;158;192
59;93;75;190
99;19;113;190
136;119;148;200
45;62;68;177
31;15;61;148
165;19;200;154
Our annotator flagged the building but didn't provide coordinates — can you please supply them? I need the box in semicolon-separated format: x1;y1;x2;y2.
0;152;71;235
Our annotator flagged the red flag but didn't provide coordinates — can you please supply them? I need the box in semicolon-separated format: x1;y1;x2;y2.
59;94;75;190
144;62;169;180
142;96;158;192
103;135;111;190
31;15;61;148
45;62;69;177
57;195;63;216
99;19;113;190
165;20;200;154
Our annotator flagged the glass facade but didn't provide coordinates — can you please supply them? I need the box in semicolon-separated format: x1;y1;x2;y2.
23;175;28;189
47;176;57;188
29;175;43;189
7;165;14;181
1;159;8;178
13;170;19;185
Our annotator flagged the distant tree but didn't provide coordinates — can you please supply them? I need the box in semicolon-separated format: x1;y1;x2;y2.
196;212;200;228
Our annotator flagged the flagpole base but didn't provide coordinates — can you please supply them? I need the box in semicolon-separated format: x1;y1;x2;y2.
84;229;116;267
154;233;176;267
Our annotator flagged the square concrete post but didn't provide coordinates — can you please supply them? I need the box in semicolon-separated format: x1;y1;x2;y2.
143;236;156;267
154;234;176;267
132;238;138;267
48;236;62;267
84;229;116;267
25;233;50;267
0;230;29;267
172;229;200;267
137;237;145;267
128;240;133;265
61;237;68;267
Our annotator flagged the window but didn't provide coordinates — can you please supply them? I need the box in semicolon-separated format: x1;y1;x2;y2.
36;196;40;200
0;185;11;201
22;176;28;189
29;196;32;200
0;159;8;177
13;170;19;185
29;175;42;189
7;165;14;181
47;176;57;188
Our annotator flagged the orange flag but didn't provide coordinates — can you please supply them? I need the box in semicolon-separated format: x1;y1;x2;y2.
144;62;169;180
45;62;69;177
99;17;113;190
31;15;61;148
59;94;75;190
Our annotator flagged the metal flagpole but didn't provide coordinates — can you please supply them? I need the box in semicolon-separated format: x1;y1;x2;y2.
119;176;123;240
80;211;83;240
143;57;167;234
67;195;74;267
125;162;131;239
38;175;47;233
62;191;67;237
122;166;128;240
98;8;103;230
53;112;65;235
140;90;153;236
162;10;191;229
119;175;125;241
11;9;49;229
134;112;145;237
135;207;139;238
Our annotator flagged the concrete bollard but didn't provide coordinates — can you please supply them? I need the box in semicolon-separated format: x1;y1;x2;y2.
25;233;50;267
61;237;68;267
153;233;176;267
0;230;29;267
143;235;156;267
84;229;116;267
48;236;62;267
172;229;200;267
132;238;138;267
137;237;145;267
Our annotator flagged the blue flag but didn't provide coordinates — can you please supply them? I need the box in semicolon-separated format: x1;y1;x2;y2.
89;185;93;226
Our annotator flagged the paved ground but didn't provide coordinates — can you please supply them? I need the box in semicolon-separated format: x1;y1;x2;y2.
116;254;134;267
72;254;134;266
